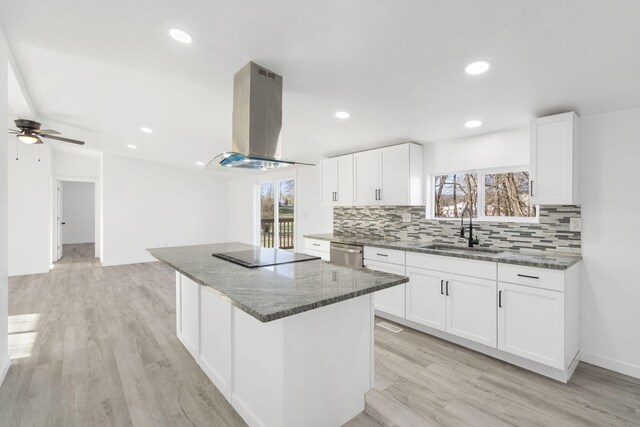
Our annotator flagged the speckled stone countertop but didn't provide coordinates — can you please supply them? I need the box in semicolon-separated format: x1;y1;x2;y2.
305;233;582;270
147;242;408;323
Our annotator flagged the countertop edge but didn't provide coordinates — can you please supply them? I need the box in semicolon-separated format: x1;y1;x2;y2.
147;250;408;323
303;234;582;270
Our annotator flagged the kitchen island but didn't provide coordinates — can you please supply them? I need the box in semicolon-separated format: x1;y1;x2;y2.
148;242;408;427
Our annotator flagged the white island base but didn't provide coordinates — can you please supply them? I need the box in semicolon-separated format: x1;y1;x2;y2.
176;273;374;427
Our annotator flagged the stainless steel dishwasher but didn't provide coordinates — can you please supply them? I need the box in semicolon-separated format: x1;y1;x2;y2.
330;242;364;268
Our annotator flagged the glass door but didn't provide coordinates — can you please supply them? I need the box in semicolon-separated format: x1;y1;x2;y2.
259;178;295;250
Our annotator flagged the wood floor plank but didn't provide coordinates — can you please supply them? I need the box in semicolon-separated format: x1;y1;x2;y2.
1;243;638;427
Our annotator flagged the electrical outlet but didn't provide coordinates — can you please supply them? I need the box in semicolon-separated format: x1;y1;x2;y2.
402;212;412;223
570;218;582;232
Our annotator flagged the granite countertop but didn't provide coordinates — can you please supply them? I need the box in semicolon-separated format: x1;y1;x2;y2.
147;242;408;323
304;233;582;270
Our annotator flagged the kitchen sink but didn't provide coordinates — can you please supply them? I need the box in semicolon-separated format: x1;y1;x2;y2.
419;244;504;255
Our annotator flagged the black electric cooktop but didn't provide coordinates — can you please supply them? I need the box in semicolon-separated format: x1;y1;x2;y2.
212;247;320;268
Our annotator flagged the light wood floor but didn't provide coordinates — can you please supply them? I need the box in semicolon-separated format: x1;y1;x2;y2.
1;258;638;426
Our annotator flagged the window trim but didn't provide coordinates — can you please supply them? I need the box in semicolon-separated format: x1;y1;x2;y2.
428;166;540;224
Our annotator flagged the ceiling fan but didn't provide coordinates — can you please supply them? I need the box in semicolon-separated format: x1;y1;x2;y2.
8;119;85;145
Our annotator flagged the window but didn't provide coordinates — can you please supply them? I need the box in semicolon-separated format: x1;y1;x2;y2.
433;169;537;222
259;178;295;249
434;173;478;218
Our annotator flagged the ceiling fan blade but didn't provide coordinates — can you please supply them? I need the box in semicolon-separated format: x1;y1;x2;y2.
41;134;85;145
34;129;61;135
8;129;21;134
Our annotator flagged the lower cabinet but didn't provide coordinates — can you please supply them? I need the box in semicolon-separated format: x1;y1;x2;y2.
405;267;497;347
446;273;497;348
366;259;406;318
497;282;565;369
405;267;446;331
178;274;200;360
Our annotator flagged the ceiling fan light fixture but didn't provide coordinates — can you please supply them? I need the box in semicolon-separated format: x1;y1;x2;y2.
17;134;41;144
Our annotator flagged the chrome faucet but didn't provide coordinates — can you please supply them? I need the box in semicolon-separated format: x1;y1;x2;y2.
459;205;479;248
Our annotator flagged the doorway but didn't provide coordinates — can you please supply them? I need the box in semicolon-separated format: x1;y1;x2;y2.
53;179;98;262
259;178;295;250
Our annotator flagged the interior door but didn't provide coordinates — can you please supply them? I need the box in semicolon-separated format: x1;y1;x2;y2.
498;282;565;368
445;273;497;347
354;150;380;205
57;182;63;260
380;144;409;205
405;267;446;331
366;259;406;318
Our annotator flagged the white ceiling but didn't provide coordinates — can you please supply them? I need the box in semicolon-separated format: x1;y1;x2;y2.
2;0;640;170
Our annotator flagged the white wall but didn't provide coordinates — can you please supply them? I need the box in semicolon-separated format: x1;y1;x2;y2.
7;141;52;276
101;154;228;266
226;166;332;250
0;24;11;385
61;181;95;244
579;108;640;379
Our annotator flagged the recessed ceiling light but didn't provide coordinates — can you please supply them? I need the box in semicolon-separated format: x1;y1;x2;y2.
127;144;137;149
464;120;483;128
169;28;193;44
196;161;204;166
465;61;491;75
140;127;153;133
335;111;350;119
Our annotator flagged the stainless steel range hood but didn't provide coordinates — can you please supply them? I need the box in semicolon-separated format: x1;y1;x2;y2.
207;62;312;171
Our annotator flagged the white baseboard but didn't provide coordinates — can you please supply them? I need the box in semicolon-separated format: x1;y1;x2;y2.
579;351;640;380
100;258;155;267
8;267;50;277
0;356;10;387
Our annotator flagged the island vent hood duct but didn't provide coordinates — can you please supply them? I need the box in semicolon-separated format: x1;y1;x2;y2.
207;62;313;171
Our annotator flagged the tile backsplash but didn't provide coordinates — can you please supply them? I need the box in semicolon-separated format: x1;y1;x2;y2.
333;205;581;254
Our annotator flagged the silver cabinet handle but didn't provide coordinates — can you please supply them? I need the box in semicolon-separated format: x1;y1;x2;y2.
440;280;444;295
378;188;382;201
312;243;321;247
376;253;388;257
530;180;534;197
445;281;450;296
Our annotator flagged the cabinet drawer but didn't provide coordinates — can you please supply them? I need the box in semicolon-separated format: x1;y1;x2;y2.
364;247;405;265
498;263;565;292
406;252;496;280
305;249;330;261
305;239;330;253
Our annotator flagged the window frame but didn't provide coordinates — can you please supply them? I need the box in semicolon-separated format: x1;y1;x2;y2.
429;166;539;224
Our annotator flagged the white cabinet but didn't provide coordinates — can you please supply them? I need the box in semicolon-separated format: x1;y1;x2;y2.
405;266;446;331
177;274;200;360
497;282;565;368
354;150;380;206
446;273;497;347
304;238;330;261
320;154;354;206
366;259;406;318
199;286;232;399
354;143;423;206
530;111;580;205
404;266;497;347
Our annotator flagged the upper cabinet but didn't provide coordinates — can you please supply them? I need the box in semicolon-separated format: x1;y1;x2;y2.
320;154;354;206
530;112;580;205
354;143;424;206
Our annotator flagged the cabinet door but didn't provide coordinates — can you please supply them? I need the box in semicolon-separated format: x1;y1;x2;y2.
320;158;338;206
366;260;406;318
530;112;577;205
354;150;380;205
445;274;497;347
179;274;200;359
336;154;354;205
380;144;409;205
498;282;565;368
199;286;232;399
405;267;445;331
